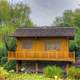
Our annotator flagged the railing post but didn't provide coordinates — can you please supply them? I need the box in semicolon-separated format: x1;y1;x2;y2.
74;51;75;62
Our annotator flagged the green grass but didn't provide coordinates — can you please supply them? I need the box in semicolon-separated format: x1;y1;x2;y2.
6;73;53;80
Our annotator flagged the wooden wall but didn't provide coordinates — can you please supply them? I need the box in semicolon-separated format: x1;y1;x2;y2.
17;37;69;57
8;37;75;62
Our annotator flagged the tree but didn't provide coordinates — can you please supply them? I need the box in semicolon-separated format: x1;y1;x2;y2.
0;0;33;70
54;10;74;26
53;9;80;58
0;0;33;27
0;0;33;50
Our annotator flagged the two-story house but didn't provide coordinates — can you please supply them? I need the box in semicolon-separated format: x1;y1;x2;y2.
8;27;75;73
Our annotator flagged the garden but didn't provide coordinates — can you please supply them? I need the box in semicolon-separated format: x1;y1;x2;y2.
0;66;80;80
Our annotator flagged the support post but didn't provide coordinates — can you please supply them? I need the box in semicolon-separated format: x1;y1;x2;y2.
65;63;69;80
16;61;21;73
35;62;38;74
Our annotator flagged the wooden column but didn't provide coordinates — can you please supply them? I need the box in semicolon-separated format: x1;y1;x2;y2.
16;61;21;73
35;62;38;74
65;63;69;80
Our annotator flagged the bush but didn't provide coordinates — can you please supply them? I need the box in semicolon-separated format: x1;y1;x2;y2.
43;65;63;78
3;61;16;71
0;66;9;78
69;66;80;79
68;66;74;79
0;43;7;60
1;57;7;64
7;73;52;80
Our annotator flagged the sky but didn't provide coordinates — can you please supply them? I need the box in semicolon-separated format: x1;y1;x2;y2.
10;0;80;26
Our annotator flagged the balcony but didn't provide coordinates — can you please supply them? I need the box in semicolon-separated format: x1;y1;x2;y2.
8;51;75;62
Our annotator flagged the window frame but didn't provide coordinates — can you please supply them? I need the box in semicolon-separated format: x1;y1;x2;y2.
45;39;61;51
21;39;33;50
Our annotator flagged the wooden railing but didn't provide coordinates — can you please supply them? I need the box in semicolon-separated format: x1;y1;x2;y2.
69;52;75;60
8;51;15;60
8;51;75;62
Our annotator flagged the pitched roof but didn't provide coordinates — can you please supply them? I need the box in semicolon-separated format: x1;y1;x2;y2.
13;27;75;40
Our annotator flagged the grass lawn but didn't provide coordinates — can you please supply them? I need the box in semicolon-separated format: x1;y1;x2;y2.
6;73;53;80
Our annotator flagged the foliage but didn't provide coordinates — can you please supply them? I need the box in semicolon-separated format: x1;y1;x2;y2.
0;66;9;77
1;57;7;65
6;73;59;80
0;0;33;70
0;66;80;80
4;36;16;51
43;66;63;78
53;9;80;58
69;66;80;79
68;66;75;79
3;61;16;71
0;0;33;48
0;42;7;60
0;0;33;49
54;10;74;26
0;0;33;27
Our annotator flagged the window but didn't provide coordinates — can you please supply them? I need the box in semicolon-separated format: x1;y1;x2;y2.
55;40;61;50
45;39;61;50
22;40;33;49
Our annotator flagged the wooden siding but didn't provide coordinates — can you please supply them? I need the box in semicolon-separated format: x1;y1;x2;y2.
8;38;75;62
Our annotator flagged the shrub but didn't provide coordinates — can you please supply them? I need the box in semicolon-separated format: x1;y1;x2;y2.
0;43;7;61
3;61;16;71
1;57;7;64
68;66;74;79
69;66;80;79
7;73;52;80
0;66;9;78
74;67;80;79
43;65;63;78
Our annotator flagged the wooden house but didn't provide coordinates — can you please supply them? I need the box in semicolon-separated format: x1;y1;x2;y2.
8;27;75;73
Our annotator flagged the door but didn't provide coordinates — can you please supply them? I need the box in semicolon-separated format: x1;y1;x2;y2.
33;38;45;58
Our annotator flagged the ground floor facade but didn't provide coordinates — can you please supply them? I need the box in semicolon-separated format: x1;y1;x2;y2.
16;60;73;74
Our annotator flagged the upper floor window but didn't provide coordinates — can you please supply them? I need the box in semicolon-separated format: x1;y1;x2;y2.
45;39;61;50
22;40;33;49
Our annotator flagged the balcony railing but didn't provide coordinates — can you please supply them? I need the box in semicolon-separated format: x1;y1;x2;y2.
8;51;75;62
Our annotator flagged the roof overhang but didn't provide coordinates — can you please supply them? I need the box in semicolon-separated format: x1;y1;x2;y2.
11;27;75;40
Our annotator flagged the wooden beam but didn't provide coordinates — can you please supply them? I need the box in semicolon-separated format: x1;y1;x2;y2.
8;58;75;62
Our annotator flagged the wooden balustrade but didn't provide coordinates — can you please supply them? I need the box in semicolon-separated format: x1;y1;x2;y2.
8;51;75;62
69;52;75;62
8;51;15;60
